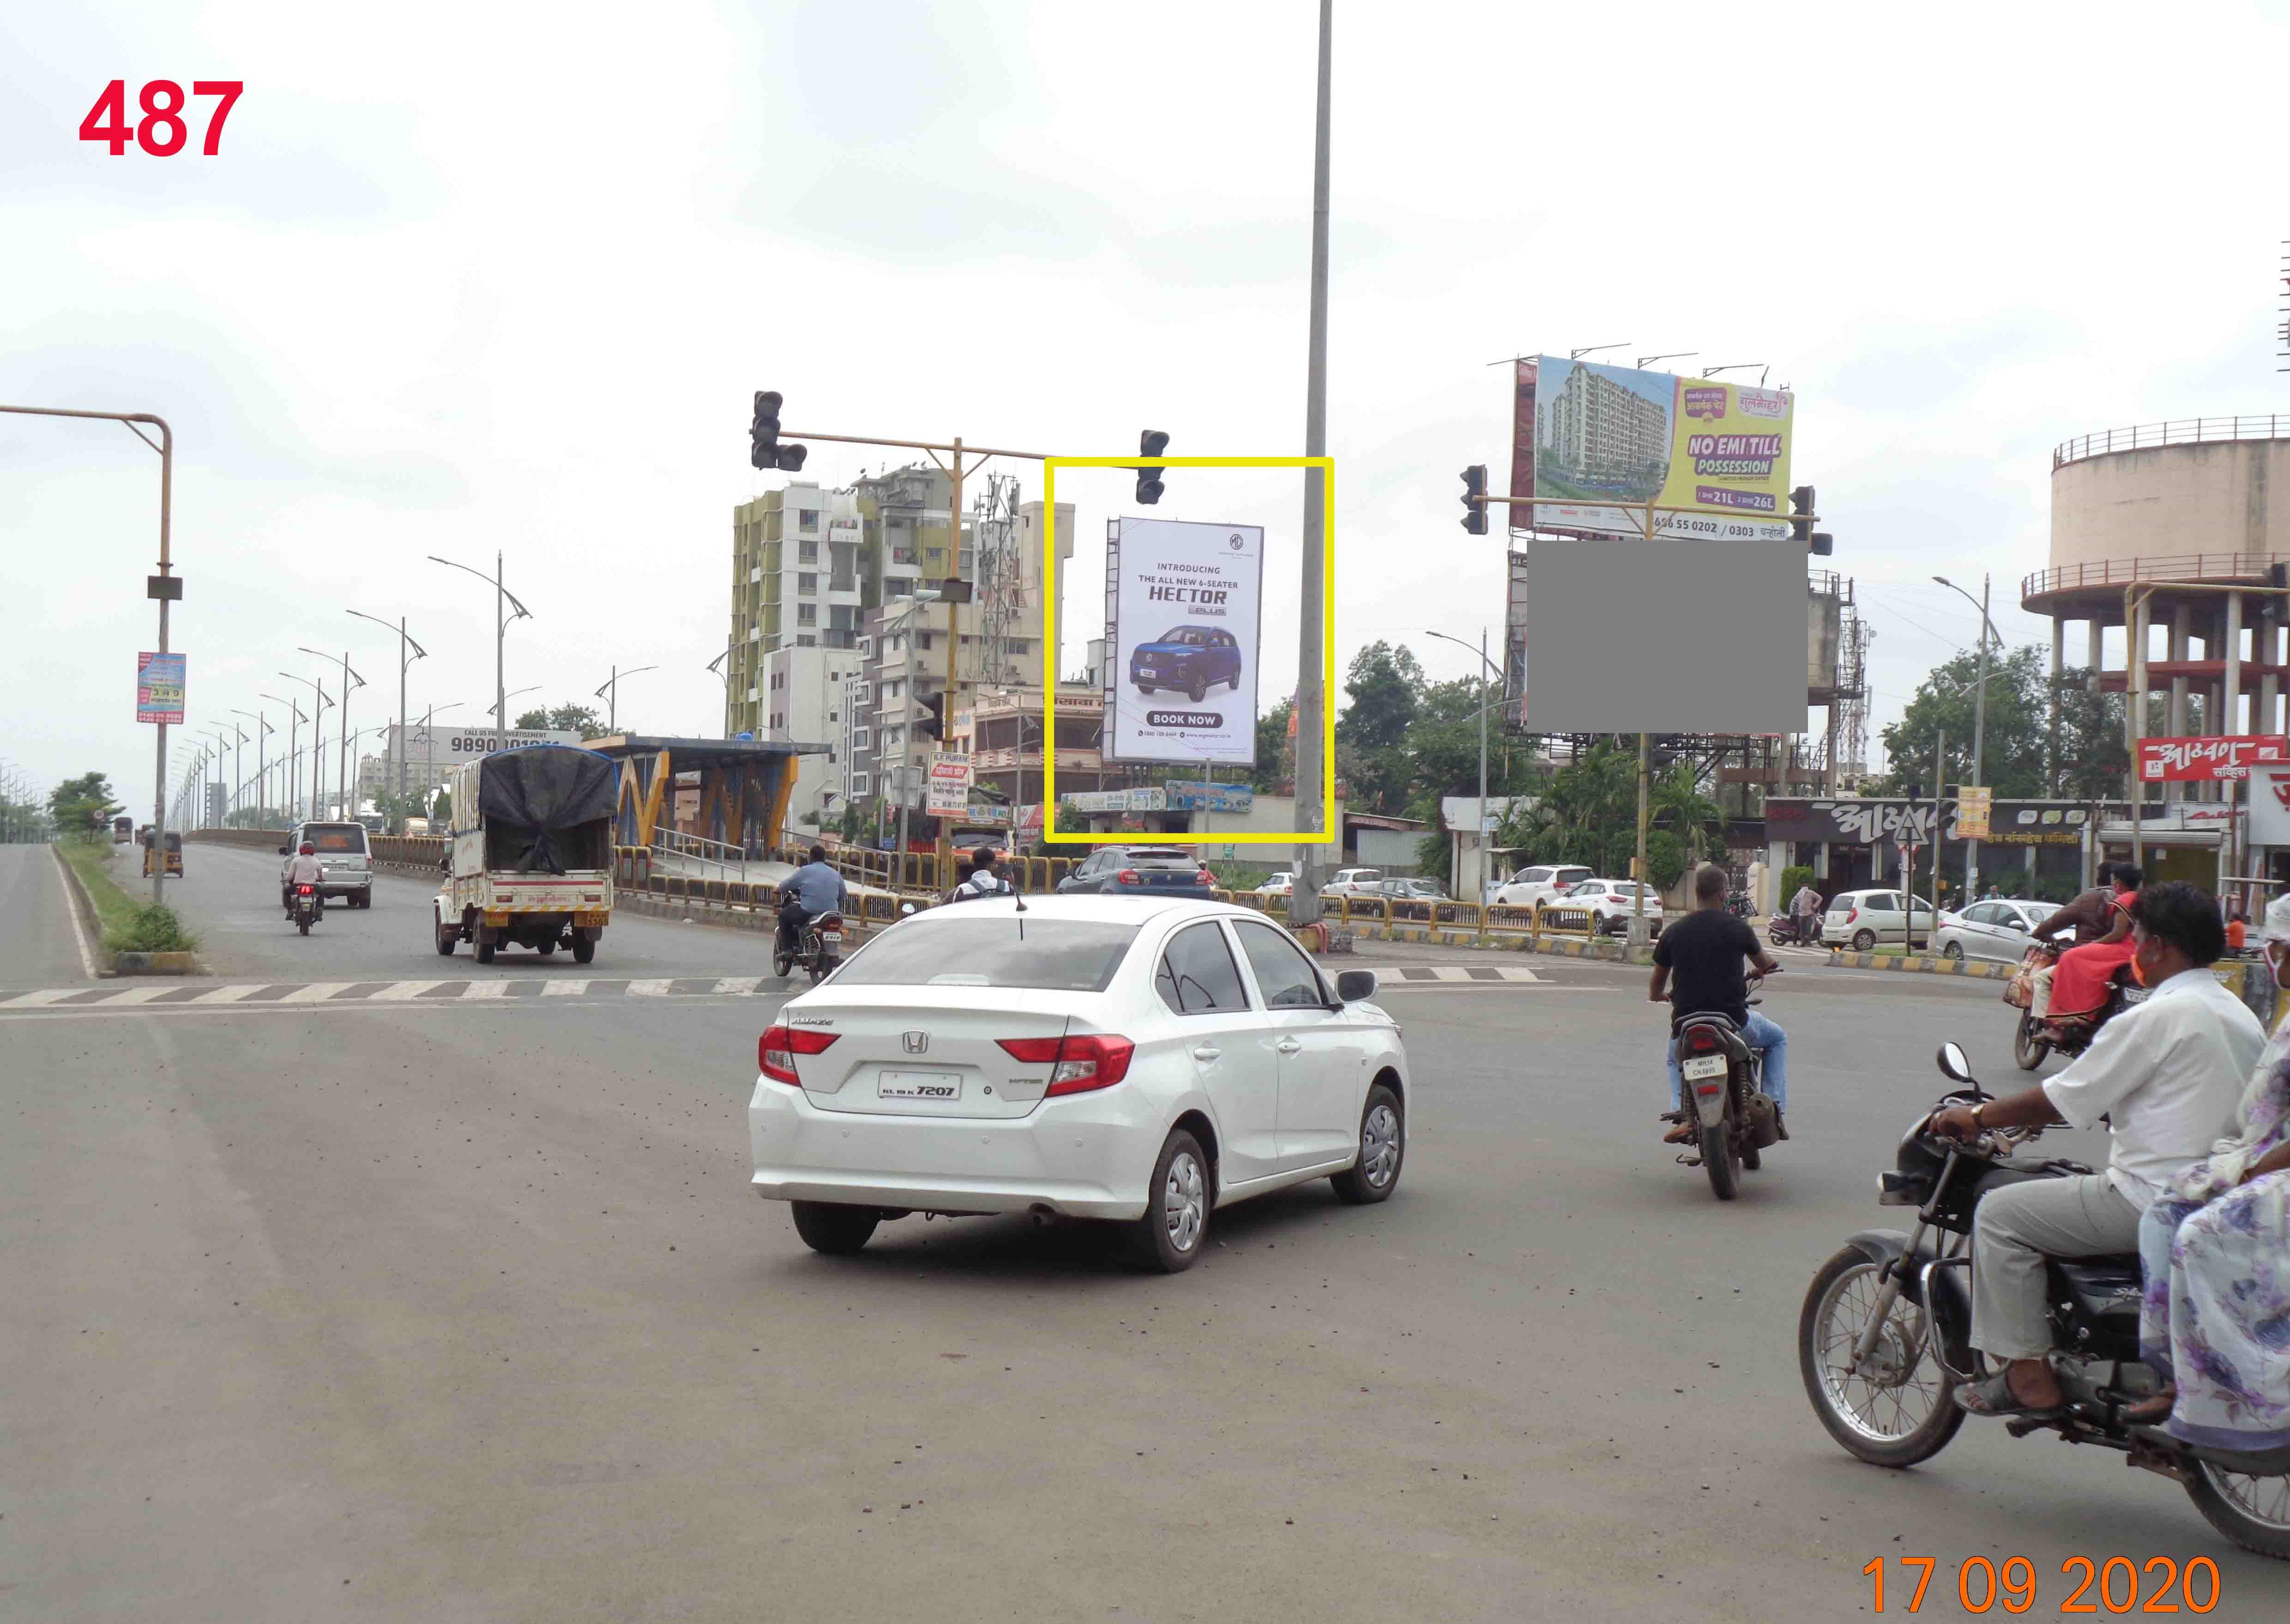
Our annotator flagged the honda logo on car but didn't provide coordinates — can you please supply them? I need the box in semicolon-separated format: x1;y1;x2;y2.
902;1030;928;1054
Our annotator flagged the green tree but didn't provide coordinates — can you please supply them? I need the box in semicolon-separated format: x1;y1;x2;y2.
513;703;609;739
48;771;122;837
2051;667;2129;801
431;788;452;826
1336;642;1422;753
1876;645;2047;799
1253;697;1295;794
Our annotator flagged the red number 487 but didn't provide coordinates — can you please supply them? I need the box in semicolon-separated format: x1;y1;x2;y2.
79;80;242;157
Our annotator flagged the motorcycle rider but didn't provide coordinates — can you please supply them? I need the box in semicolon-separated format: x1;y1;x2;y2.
284;841;326;919
776;843;850;962
1933;880;2261;1418
1788;880;1823;946
2035;863;2141;1038
1650;863;1788;1145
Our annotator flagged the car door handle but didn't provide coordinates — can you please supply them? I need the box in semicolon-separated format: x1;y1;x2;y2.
1276;1038;1302;1055
1191;1046;1222;1061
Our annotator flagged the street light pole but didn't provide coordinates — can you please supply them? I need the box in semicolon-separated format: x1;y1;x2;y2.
299;649;367;820
234;710;272;828
594;665;658;736
1423;627;1503;900
1934;573;1996;898
0;404;177;902
347;610;427;831
262;693;305;828
1290;0;1334;929
279;671;331;821
429;553;532;751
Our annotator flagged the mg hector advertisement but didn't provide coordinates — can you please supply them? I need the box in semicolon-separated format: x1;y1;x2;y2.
1103;516;1264;766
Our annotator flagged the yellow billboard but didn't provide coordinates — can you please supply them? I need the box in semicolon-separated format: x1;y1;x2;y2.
1528;356;1796;541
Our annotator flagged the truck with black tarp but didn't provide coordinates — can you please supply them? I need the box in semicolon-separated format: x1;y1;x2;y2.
432;744;617;964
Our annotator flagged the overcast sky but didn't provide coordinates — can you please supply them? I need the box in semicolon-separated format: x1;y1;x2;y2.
6;0;2288;819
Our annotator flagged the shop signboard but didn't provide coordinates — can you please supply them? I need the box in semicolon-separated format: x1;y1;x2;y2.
1164;780;1254;813
925;752;973;817
2137;735;2289;781
1767;798;2092;848
2248;767;2290;848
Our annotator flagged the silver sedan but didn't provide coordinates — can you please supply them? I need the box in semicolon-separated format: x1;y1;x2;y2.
1933;898;2057;963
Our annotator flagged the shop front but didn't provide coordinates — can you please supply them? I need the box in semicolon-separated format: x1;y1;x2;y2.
1764;797;2097;907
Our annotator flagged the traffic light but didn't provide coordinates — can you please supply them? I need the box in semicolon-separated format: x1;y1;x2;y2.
1459;465;1488;535
1790;484;1816;548
1135;430;1169;505
748;391;808;472
917;692;946;742
1810;532;1834;556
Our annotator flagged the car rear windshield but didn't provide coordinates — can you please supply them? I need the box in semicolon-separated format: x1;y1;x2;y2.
304;824;368;854
1121;849;1198;867
835;918;1140;992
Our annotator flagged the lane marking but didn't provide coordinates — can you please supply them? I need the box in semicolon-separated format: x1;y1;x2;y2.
1360;965;1543;983
0;986;91;1007
190;985;260;1004
711;976;763;997
541;980;591;998
48;845;102;982
461;979;514;999
626;979;675;997
281;982;348;1003
366;980;443;1002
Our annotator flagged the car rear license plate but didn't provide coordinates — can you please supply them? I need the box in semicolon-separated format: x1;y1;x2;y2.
2122;986;2150;1005
1681;1054;1728;1082
1140;666;1157;677
878;1071;960;1101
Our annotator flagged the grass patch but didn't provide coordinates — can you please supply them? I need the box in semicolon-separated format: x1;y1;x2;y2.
57;837;200;954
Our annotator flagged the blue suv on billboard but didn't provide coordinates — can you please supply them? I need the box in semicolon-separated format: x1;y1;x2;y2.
1129;624;1242;703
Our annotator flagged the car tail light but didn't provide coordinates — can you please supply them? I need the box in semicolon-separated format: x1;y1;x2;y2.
759;1022;841;1086
996;1033;1135;1095
1116;869;1141;886
1845;907;1859;923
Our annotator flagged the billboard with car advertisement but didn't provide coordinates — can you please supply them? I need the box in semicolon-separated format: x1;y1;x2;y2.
1103;517;1264;766
1529;356;1795;540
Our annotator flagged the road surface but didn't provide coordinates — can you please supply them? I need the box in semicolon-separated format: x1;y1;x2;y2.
2;847;2276;1621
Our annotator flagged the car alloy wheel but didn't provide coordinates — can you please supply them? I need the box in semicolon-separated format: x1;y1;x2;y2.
1360;1101;1401;1189
1942;941;1964;961
1851;929;1876;952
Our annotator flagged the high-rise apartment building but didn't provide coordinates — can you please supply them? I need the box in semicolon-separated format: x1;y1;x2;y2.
726;482;866;739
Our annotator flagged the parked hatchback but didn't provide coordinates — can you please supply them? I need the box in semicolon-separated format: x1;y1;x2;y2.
1128;625;1243;703
279;820;374;908
1821;887;1936;951
1057;845;1217;899
1934;898;2057;963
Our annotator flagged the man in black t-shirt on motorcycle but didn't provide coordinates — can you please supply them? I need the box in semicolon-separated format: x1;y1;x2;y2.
1649;864;1788;1145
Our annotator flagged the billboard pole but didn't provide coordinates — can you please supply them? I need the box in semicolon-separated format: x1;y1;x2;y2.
1290;0;1333;929
1631;733;1650;946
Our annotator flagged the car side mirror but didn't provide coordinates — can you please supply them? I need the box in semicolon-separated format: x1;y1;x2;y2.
1936;1041;1974;1084
1333;968;1378;1004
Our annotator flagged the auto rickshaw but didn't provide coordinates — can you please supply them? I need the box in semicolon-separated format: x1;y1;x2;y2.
141;829;183;878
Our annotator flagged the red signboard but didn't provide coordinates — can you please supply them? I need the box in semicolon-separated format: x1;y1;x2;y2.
2136;735;2289;781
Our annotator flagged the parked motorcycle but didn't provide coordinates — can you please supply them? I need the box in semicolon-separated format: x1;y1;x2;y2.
773;899;845;985
1726;888;1753;919
2009;943;2145;1070
1662;972;1781;1200
290;883;321;936
1768;914;1812;949
1798;1041;2290;1558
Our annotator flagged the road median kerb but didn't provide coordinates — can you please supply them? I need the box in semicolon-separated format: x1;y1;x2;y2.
1824;950;2013;980
52;843;203;977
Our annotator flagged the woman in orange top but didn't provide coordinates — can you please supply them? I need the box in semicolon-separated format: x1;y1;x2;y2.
2044;864;2141;1034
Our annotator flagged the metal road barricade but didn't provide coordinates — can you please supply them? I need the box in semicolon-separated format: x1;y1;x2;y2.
1535;902;1596;937
1483;904;1537;934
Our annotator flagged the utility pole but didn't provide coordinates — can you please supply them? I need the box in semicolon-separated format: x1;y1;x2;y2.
1289;0;1335;929
347;611;426;832
429;553;531;754
0;404;176;901
594;664;658;736
1631;734;1652;946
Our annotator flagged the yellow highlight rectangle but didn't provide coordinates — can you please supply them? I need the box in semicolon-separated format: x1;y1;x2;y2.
1041;456;1335;845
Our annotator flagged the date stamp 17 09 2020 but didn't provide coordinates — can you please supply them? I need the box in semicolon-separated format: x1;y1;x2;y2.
1862;1554;2221;1614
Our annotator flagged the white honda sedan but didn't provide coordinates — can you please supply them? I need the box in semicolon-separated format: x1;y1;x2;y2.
749;895;1410;1272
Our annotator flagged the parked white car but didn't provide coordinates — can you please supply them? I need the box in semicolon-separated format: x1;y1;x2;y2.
1557;878;1664;936
1254;871;1295;897
1491;864;1594;910
1320;867;1384;898
1821;887;1938;951
748;896;1410;1273
1934;898;2058;963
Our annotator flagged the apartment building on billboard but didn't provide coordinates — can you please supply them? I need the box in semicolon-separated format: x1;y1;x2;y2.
1538;364;1671;494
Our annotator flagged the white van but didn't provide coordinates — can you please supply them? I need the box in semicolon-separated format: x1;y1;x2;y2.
1822;887;1938;951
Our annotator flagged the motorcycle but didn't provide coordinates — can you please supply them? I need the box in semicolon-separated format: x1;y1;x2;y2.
290;883;321;936
1768;914;1813;949
1726;888;1753;919
2009;942;2146;1070
1798;1041;2290;1559
773;897;845;985
1661;972;1781;1201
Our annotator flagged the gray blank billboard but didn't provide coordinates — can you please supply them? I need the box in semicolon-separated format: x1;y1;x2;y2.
1522;535;1808;735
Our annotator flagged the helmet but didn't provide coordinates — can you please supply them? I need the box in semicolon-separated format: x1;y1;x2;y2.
299;842;315;855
